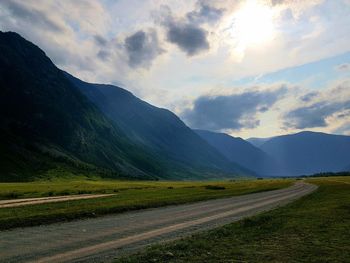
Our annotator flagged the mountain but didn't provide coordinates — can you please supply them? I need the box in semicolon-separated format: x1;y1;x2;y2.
0;31;169;181
194;130;278;175
65;74;251;179
259;131;350;176
0;31;249;181
196;130;350;177
247;137;273;147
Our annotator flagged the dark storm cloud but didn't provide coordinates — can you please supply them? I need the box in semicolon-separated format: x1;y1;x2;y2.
166;22;209;56
124;30;164;68
182;87;287;131
186;3;224;24
2;0;63;33
284;100;350;129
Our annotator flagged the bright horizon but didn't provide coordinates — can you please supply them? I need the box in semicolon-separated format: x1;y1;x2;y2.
1;0;349;139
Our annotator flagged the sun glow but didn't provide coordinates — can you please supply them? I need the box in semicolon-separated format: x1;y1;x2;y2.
232;0;275;48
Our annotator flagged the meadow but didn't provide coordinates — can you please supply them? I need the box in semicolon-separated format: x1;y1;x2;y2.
117;176;350;263
0;178;292;230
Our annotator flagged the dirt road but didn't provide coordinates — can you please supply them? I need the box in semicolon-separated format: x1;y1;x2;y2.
0;182;316;263
0;194;116;208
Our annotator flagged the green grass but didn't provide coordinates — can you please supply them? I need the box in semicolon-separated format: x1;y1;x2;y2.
0;178;292;230
116;176;350;263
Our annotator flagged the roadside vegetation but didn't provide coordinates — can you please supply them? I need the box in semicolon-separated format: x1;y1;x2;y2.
117;176;350;263
0;178;292;230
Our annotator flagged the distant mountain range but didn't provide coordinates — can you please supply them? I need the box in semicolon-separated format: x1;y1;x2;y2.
195;130;279;175
0;31;249;181
259;131;350;176
198;130;350;176
0;31;349;181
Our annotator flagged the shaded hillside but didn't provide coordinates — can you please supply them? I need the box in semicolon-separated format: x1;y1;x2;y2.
195;130;279;175
0;31;250;181
0;31;166;180
247;137;273;147
66;74;251;179
260;131;350;176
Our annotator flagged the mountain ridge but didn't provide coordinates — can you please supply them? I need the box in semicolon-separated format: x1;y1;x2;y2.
197;129;350;176
194;129;280;176
247;137;273;147
259;131;350;175
1;31;348;181
65;73;252;179
0;31;164;180
0;31;249;181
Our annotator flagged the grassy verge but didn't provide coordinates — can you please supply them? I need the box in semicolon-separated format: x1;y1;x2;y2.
0;178;292;230
117;176;350;263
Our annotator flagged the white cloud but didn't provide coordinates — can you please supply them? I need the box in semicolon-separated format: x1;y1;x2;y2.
0;0;349;137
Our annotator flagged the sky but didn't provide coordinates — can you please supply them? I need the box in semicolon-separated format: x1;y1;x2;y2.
0;0;350;138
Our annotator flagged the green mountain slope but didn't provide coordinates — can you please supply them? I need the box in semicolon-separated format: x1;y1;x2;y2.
0;31;164;181
65;73;252;179
0;31;250;181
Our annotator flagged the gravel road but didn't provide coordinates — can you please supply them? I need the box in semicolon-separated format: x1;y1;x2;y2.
0;182;316;263
0;194;116;208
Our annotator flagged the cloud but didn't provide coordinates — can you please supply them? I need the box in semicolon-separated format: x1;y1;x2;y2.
336;63;350;71
1;0;64;33
94;35;108;46
166;21;209;56
271;0;296;6
0;0;112;74
1;0;349;140
186;2;224;25
284;80;350;130
156;3;212;56
182;86;287;131
333;122;350;135
284;100;350;129
124;30;164;68
97;50;110;61
300;91;319;102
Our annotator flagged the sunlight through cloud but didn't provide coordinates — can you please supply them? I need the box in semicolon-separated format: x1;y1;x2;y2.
230;0;275;58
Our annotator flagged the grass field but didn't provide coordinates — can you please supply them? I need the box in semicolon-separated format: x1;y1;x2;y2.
0;178;292;230
117;176;350;263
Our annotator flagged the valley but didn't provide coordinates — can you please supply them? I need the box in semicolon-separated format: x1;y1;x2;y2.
117;176;350;263
0;178;291;231
0;11;349;263
0;180;314;262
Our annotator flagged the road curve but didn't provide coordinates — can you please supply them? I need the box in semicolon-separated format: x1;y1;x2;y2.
0;182;316;263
